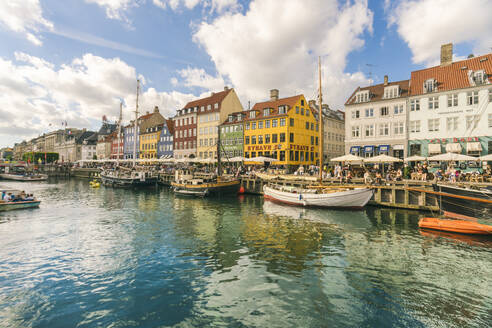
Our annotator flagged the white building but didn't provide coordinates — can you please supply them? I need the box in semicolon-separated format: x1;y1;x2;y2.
344;77;409;158
408;44;492;157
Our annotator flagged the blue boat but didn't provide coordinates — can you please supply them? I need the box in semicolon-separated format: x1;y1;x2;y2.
0;189;41;211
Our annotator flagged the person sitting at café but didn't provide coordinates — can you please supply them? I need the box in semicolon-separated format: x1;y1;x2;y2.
375;171;382;185
396;169;403;181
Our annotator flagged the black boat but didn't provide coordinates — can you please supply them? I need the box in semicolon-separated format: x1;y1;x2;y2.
100;169;158;187
432;184;492;220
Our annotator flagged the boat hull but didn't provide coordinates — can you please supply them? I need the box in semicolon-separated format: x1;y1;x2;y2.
0;174;48;181
419;217;492;235
100;174;158;187
0;200;41;211
433;184;492;220
263;185;374;209
171;180;240;196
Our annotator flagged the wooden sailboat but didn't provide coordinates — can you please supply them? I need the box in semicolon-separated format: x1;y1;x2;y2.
172;118;241;197
263;57;374;208
100;80;158;187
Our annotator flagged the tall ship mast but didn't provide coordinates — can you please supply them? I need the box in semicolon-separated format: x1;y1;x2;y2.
133;79;140;167
318;56;324;182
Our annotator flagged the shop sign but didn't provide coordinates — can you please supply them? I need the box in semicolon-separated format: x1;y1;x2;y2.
429;136;479;144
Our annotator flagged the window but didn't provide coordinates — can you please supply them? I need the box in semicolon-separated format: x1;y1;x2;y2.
301;108;304;115
272;134;278;143
245;123;250;130
428;96;439;109
200;106;205;112
310;136;314;145
251;136;256;144
264;108;270;116
379;123;389;136
272;119;278;127
305;122;309;129
280;133;285;142
252;122;256;130
265;120;270;128
265;134;270;143
365;108;374;117
278;105;287;114
364;124;374;137
311;123;314;130
467;91;479;105
446;117;459;131
289;133;294;142
473;70;485;85
424;79;436;93
214;103;219;109
280;118;286;126
296;106;299;114
207;104;211;110
428;118;439;132
447;94;458;107
380;107;389;116
306;109;309;116
393;122;404;135
489;114;492;128
355;91;369;103
258;135;263;144
466;115;479;129
301;99;304;106
249;111;256;118
290;118;294;127
409;120;420;133
410;99;420;111
351;110;360;119
258;121;263;129
245;136;249;144
393;104;403;114
489;89;492;102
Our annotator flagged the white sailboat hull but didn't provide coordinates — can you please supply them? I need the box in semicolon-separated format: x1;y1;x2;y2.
263;185;373;209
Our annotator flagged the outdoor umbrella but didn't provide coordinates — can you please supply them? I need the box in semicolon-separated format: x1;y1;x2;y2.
330;154;364;163
479;154;492;161
404;155;427;162
365;154;403;163
248;156;278;163
227;156;245;162
427;153;478;161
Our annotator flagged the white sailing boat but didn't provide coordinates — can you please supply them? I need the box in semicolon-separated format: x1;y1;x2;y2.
263;57;374;209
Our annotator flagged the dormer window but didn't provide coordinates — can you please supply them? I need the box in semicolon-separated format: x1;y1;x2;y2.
201;106;205;112
383;86;399;99
237;114;242;121
355;90;369;103
207;104;212;110
278;105;287;114
249;111;256;119
472;70;486;85
263;108;270;116
214;103;219;109
228;115;233;122
424;79;436;93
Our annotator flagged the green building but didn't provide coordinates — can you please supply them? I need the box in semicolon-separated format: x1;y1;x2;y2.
219;112;245;159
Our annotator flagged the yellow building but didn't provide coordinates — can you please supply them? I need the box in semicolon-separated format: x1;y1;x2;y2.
139;106;165;159
194;87;244;159
244;90;319;167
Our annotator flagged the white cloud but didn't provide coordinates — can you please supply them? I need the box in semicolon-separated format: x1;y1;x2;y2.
0;0;53;45
176;67;226;90
191;0;373;109
85;0;138;22
0;53;195;147
153;0;238;13
387;0;492;65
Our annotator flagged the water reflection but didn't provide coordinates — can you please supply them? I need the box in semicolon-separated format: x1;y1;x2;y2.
0;180;490;328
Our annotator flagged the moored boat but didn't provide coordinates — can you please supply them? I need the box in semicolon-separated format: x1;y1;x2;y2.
418;217;492;235
171;174;240;197
0;173;48;181
100;169;158;187
263;184;374;209
432;184;492;220
0;189;41;211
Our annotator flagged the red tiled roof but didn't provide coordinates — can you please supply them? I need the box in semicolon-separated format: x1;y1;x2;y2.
183;88;232;110
243;95;303;121
345;80;410;105
165;119;175;134
221;111;245;125
409;53;492;96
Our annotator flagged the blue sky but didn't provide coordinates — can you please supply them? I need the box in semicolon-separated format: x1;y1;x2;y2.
0;0;490;148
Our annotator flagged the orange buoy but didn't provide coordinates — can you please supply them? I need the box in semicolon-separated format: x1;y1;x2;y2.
238;186;245;194
418;217;492;235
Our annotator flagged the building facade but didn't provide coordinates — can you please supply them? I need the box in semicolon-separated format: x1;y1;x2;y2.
193;87;243;159
408;44;492;157
123;123;139;159
219;111;245;159
173;107;197;159
96;122;117;159
157;120;174;159
139;106;165;159
110;129;124;159
345;77;409;158
244;90;319;167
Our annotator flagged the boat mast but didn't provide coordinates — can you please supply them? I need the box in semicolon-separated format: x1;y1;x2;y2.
217;125;222;178
117;101;122;165
133;79;140;167
318;56;324;182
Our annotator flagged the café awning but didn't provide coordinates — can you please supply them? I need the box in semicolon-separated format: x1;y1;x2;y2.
445;143;462;153
428;143;441;154
363;145;374;153
466;142;482;153
349;146;360;153
378;145;390;152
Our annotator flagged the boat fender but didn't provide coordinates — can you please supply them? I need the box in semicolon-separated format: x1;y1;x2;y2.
299;194;303;200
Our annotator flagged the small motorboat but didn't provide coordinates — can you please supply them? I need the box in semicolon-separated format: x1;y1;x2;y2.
0;189;40;211
418;217;492;235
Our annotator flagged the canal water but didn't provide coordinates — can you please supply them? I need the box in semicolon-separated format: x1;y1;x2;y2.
0;179;491;328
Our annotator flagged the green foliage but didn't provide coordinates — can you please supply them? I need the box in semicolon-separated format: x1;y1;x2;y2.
22;152;59;163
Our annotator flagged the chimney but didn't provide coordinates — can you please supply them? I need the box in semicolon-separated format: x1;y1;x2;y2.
224;86;229;91
154;106;159;113
270;89;279;101
440;43;453;66
384;75;388;86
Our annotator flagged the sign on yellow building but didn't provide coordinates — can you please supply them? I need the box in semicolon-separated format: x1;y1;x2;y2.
244;90;319;167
